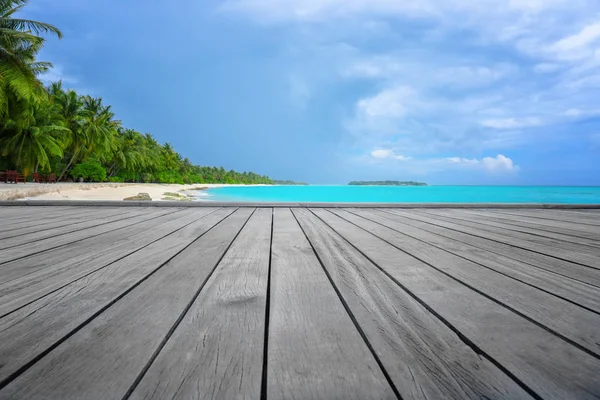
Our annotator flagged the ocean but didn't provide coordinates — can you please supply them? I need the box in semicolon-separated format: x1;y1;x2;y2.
194;185;600;204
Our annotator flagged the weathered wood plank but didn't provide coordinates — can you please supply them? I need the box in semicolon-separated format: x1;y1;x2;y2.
0;208;236;387
0;206;95;225
0;209;221;317
312;208;600;400
386;209;600;286
265;208;396;400
0;208;186;286
130;208;272;400
421;209;600;251
0;206;71;220
293;208;532;400
0;208;136;241
450;209;600;240
0;208;155;248
0;208;255;399
335;209;600;356
495;209;600;226
0;208;180;264
362;210;600;313
432;209;600;247
0;207;104;232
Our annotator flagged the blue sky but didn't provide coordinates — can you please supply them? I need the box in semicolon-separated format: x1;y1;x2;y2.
25;0;600;184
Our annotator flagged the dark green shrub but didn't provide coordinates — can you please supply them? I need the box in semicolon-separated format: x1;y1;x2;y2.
70;160;107;182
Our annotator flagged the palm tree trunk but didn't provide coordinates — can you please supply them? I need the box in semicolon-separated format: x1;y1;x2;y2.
58;150;79;182
107;162;117;177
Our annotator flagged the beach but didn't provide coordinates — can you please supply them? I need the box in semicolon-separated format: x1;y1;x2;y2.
0;183;250;202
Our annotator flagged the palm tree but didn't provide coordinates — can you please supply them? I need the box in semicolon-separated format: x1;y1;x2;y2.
0;0;62;120
0;98;69;174
106;128;144;177
50;81;83;134
57;96;120;181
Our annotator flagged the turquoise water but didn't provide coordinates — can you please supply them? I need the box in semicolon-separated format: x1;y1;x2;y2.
197;185;600;204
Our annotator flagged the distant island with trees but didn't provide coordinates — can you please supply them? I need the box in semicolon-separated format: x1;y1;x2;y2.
349;180;428;186
273;180;309;185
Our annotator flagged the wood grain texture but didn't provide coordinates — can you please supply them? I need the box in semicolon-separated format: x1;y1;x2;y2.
386;209;600;286
494;209;600;226
313;208;600;400
0;208;235;387
336;209;600;356
0;206;599;399
0;208;155;248
421;209;600;251
0;208;188;287
0;207;78;225
0;208;180;264
130;208;272;400
362;210;600;313
267;208;396;400
406;210;600;268
293;208;532;400
0;209;220;317
450;209;600;241
0;208;134;241
0;208;254;400
0;208;105;233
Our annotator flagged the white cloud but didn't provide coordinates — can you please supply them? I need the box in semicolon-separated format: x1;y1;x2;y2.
552;21;600;56
357;86;410;118
345;86;416;137
371;149;411;160
223;0;600;169
445;154;519;172
480;117;542;129
563;108;600;118
363;153;519;174
481;154;519;172
344;58;515;88
446;157;479;164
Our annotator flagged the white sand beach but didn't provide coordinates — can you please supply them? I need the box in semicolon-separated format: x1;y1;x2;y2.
0;182;250;201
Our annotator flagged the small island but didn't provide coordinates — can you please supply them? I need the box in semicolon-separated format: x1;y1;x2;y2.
273;180;309;185
348;180;427;186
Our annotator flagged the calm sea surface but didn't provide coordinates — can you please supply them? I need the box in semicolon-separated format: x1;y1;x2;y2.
195;185;600;204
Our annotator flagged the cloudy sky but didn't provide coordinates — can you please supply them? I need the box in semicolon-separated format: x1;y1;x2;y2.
26;0;600;184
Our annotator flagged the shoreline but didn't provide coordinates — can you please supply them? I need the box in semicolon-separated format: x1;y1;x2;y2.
0;183;266;202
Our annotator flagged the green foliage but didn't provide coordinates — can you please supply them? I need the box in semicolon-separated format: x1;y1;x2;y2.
70;160;106;182
0;1;278;185
0;0;62;121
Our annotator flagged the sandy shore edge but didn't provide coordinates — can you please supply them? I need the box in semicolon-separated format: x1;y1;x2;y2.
0;183;252;201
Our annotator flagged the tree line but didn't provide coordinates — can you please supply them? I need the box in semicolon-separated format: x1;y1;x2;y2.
0;0;274;185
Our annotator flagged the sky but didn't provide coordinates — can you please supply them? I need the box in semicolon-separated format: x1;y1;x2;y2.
24;0;600;184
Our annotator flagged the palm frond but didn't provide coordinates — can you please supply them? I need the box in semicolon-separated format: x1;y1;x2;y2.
0;18;62;38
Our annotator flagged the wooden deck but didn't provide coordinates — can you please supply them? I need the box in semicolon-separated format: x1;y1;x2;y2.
0;206;599;399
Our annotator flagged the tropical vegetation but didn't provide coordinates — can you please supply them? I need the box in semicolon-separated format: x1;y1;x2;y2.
0;0;274;185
